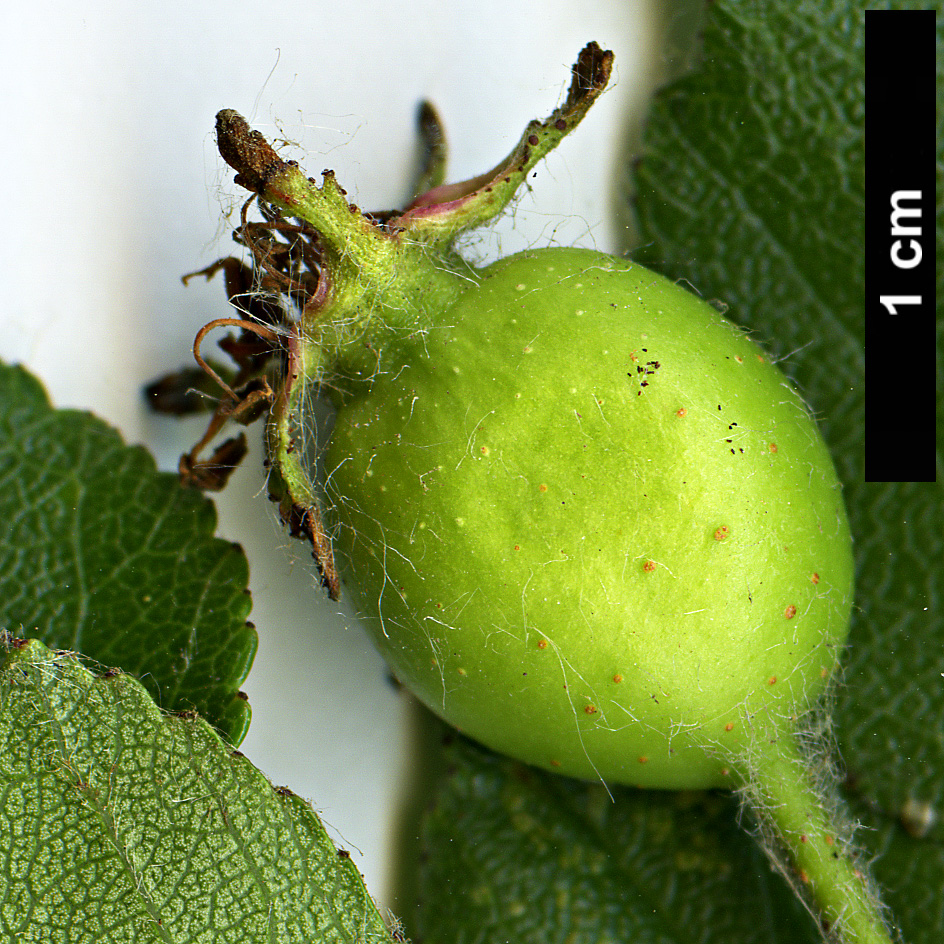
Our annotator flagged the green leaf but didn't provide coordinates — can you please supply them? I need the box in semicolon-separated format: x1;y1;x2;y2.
411;3;940;943
418;735;815;944
0;362;256;744
0;637;397;943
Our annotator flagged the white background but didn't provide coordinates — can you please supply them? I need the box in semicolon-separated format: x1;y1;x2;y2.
0;0;681;915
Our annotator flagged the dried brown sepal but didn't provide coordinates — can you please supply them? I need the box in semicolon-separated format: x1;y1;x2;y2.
234;213;326;319
216;110;286;194
183;239;297;379
280;499;341;600
160;194;324;496
395;42;613;242
183;256;285;373
411;100;448;200
217;332;278;374
144;366;228;416
225;378;275;426
566;40;613;108
179;434;249;491
173;377;274;491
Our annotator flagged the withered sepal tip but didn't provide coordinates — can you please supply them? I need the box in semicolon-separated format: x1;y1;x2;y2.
215;109;285;193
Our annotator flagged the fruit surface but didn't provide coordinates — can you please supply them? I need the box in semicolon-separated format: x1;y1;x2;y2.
324;246;854;788
198;57;888;938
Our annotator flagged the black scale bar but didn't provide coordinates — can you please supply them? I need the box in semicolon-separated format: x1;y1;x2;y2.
865;9;937;483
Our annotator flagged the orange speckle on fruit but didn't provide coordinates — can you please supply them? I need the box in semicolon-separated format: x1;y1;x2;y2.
784;604;797;619
721;768;730;777
538;483;548;493
457;667;467;676
734;354;744;364
799;869;810;885
769;442;779;453
675;407;688;417
643;559;656;572
725;722;734;732
714;525;730;541
825;835;835;846
550;759;562;767
638;756;649;764
584;704;598;715
768;675;778;686
537;639;548;650
800;834;808;843
613;673;623;684
480;445;490;455
811;572;820;584
514;544;521;551
756;354;765;363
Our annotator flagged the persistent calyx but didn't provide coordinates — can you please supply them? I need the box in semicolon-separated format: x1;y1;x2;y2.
151;42;613;599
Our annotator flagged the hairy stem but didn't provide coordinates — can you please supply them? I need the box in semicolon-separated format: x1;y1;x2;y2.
731;727;895;944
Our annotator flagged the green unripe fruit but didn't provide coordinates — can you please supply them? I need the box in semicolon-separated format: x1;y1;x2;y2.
325;246;853;789
199;45;894;941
